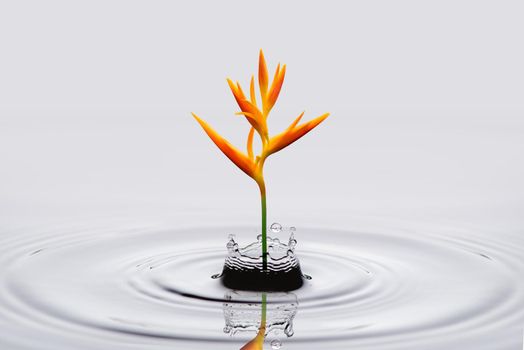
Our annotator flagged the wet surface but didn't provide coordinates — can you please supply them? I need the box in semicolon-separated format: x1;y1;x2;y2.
0;221;522;349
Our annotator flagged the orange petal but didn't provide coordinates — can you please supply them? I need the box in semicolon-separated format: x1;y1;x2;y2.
236;100;268;140
247;126;255;159
287;110;304;130
266;113;329;156
236;82;246;98
258;50;268;103
250;75;257;107
228;77;267;139
192;113;256;178
266;64;286;115
227;78;247;108
237;99;264;122
235;111;266;139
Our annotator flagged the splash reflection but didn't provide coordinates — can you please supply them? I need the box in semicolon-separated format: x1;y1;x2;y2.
223;291;298;349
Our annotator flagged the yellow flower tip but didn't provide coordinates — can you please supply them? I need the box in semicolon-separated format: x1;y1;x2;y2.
191;112;202;123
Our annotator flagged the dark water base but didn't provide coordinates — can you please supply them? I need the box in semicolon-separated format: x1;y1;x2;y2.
220;264;305;291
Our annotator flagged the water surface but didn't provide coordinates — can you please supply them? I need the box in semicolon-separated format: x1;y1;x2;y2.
0;221;522;349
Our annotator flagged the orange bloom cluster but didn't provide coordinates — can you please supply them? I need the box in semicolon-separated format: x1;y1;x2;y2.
192;50;329;187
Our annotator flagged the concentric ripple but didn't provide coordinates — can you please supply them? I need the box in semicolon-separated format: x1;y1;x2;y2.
0;222;522;350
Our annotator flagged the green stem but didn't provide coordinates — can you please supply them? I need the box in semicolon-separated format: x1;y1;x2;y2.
261;292;267;327
259;181;268;270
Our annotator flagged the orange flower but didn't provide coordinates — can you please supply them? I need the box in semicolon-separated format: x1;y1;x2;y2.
192;50;329;188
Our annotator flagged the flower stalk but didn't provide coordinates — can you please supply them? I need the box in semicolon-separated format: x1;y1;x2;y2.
259;181;268;270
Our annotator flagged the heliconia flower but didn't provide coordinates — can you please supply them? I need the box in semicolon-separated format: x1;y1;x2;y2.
192;50;329;186
192;50;329;270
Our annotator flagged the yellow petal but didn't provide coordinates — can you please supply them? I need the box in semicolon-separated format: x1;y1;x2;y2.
192;113;256;178
266;112;329;156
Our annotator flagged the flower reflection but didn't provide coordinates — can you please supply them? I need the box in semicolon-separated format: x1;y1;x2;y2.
222;291;298;349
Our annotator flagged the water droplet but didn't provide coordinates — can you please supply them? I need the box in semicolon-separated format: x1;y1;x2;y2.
303;274;312;280
284;323;294;337
270;222;282;233
271;339;282;349
288;233;297;248
289;226;296;231
211;274;221;279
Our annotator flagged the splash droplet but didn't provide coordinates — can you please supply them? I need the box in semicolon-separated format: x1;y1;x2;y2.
270;223;282;233
271;339;282;349
289;226;296;231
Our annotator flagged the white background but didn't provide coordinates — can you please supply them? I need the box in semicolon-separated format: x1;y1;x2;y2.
1;0;523;233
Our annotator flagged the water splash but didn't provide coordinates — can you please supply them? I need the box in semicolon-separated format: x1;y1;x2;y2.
226;292;296;349
270;339;282;349
220;229;305;291
270;223;282;233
